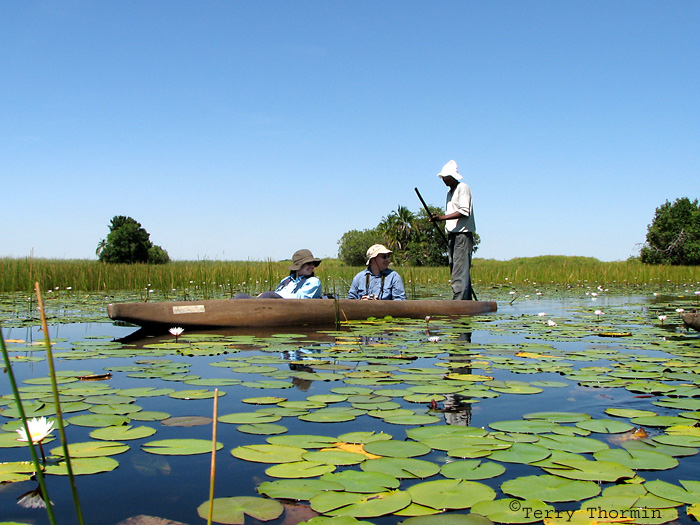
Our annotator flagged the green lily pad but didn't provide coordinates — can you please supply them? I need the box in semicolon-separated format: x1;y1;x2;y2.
266;435;338;449
237;423;287;435
257;478;344;500
67;414;131;427
310;490;411;517
337;431;393;444
440;460;506;480
50;440;129;458
360;457;440;479
44;456;119;475
488;443;551;464
231;444;307;463
265;460;336;479
302;450;367;466
320;470;400;493
242;396;287;404
219;412;281;424
501;474;600;502
575;418;635;434
542;458;635;482
644;480;700;505
90;425;157;441
142;438;222;455
197;496;283;524
407;479;496;510
594;447;678;470
362;440;430;458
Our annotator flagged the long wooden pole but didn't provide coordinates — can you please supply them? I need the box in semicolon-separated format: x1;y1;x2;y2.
414;187;449;249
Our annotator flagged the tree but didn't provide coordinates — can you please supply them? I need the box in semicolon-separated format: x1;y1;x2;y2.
640;198;700;265
97;216;170;264
337;228;383;266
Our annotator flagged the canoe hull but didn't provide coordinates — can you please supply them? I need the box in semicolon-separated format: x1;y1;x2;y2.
107;298;497;329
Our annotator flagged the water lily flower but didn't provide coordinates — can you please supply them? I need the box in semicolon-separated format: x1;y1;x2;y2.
547;319;557;327
16;417;54;444
538;312;546;317
428;336;441;343
591;292;598;298
658;315;667;325
169;327;184;337
594;310;603;320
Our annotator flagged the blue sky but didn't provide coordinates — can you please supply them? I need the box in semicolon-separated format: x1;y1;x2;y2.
3;1;698;262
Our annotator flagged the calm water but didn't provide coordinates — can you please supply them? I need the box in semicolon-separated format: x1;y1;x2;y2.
2;293;699;524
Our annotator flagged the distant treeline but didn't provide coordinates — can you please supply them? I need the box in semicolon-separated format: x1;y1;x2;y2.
1;256;699;295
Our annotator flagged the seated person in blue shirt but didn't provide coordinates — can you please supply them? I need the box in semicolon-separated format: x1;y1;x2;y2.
347;244;406;300
235;249;322;299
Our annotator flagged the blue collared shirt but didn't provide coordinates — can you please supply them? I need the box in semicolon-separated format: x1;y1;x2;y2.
347;268;406;300
275;275;322;299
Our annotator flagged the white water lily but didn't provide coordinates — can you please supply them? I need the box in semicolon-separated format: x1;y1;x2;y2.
169;327;185;337
594;310;603;319
547;319;557;327
16;417;55;444
428;336;441;343
658;314;667;325
538;312;546;317
676;308;685;314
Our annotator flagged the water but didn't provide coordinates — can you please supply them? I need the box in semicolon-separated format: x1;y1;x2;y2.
2;293;700;524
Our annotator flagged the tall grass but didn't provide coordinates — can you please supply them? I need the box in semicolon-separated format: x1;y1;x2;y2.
1;256;699;294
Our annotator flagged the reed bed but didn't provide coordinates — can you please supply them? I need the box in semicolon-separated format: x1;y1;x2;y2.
1;256;699;295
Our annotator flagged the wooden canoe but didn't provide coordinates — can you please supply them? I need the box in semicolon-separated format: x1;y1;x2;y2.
682;311;700;333
107;298;497;329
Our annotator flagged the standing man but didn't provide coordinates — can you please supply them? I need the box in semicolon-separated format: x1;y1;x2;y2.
431;160;476;300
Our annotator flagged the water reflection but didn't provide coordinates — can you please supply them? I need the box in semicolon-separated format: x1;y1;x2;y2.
17;482;51;510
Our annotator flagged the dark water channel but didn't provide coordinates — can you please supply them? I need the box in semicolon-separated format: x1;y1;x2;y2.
2;293;700;524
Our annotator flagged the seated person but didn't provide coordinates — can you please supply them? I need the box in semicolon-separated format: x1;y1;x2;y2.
235;249;322;299
347;244;406;300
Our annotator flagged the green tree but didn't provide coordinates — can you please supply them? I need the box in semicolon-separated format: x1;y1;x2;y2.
97;216;170;264
337;228;383;266
640;197;700;265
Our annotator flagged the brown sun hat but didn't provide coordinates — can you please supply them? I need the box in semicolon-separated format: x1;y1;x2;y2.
288;249;322;271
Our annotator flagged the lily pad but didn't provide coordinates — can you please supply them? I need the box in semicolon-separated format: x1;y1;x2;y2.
407;479;496;510
197;496;283;524
501;474;600;502
310;490;411;517
360;457;440;479
362;440;430;458
231;444;307;463
257;478;344;500
142;439;222;455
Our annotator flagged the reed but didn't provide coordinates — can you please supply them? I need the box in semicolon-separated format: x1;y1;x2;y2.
1;256;699;294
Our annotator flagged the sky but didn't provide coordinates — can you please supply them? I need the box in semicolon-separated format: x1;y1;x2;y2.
2;1;699;263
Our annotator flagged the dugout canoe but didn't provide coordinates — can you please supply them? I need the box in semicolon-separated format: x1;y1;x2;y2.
682;311;700;333
107;298;497;329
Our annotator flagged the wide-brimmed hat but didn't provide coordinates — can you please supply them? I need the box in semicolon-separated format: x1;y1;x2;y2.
288;249;322;271
437;160;463;180
365;244;392;266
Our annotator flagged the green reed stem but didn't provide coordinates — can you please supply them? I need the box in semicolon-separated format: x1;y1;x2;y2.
208;388;219;525
35;282;85;525
0;330;57;525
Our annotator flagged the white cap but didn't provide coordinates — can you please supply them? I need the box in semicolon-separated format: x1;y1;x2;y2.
437;160;463;180
365;244;392;266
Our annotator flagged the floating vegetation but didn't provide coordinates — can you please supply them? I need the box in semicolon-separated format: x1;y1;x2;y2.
3;289;700;523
